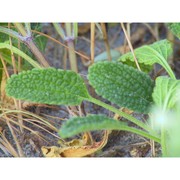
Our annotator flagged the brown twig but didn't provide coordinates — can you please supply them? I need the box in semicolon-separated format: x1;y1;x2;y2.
90;23;95;64
121;23;141;71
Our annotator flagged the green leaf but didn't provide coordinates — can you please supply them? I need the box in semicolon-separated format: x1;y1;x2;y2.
166;105;180;157
94;50;121;62
0;48;14;65
167;23;180;39
152;76;180;110
34;34;47;52
0;43;41;68
118;39;175;78
121;60;152;73
88;61;154;113
6;68;90;105
59;114;161;142
59;114;125;138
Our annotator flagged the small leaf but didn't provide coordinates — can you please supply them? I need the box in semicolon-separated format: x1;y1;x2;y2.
167;23;180;39
59;114;127;138
88;61;154;113
59;114;160;142
6;68;90;105
118;39;175;78
94;50;121;62
152;76;180;110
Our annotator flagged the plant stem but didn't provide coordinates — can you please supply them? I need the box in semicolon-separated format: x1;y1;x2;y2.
118;126;160;143
160;108;168;157
0;26;23;40
65;23;78;72
101;23;112;61
53;23;66;39
88;96;158;136
90;23;95;64
27;40;49;67
161;125;168;157
66;39;78;72
14;23;50;67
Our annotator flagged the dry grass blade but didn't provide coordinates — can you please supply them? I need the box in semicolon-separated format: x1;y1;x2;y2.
100;23;112;61
0;132;19;157
4;115;24;157
121;23;141;71
1;109;58;133
32;30;90;61
90;23;95;64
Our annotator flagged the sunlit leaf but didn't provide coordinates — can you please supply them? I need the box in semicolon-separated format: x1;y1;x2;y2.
152;76;180;110
88;61;154;113
118;39;175;78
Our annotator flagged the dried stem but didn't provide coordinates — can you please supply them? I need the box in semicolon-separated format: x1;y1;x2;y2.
121;23;141;71
90;23;95;64
101;23;112;61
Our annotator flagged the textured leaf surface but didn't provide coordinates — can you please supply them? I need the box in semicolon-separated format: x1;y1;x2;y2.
59;114;127;138
167;23;180;39
118;40;174;78
59;114;160;142
88;61;154;113
152;76;180;110
6;68;90;105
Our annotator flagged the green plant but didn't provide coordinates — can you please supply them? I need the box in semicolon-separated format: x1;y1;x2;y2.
4;24;180;157
0;23;49;68
53;23;78;72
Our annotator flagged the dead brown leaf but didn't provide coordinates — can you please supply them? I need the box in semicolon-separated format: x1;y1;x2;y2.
41;131;109;157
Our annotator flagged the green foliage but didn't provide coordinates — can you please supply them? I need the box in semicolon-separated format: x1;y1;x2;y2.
59;114;160;142
4;24;180;157
166;105;180;157
88;61;154;113
118;39;175;78
59;114;126;138
151;76;180;157
94;50;121;62
152;76;180;110
0;23;47;69
167;23;180;39
121;60;152;73
0;43;41;68
6;68;90;105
